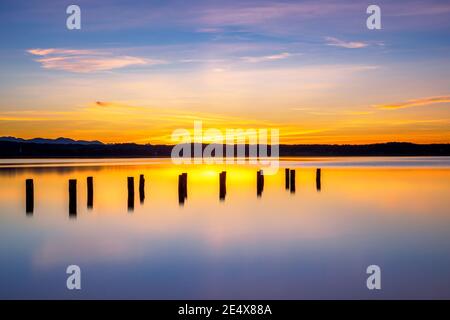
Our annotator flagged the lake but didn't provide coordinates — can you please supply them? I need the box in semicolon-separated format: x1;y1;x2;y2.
0;157;449;299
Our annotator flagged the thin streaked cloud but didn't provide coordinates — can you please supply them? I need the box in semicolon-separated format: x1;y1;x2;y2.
241;52;292;63
27;48;164;73
376;95;450;110
325;37;368;49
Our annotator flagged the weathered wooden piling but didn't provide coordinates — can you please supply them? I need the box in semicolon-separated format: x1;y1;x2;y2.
25;179;34;215
182;173;187;199
127;177;135;211
69;179;77;217
87;176;93;209
257;170;264;197
285;168;290;190
316;168;321;192
290;169;296;193
139;174;145;204
219;171;226;201
178;173;187;205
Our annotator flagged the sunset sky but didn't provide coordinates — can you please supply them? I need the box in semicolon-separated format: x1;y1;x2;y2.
0;0;449;144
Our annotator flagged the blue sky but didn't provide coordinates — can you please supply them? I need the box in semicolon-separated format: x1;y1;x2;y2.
0;0;449;143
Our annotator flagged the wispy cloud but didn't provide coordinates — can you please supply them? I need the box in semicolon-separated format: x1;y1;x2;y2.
325;37;368;49
27;48;164;73
241;52;292;63
375;95;450;110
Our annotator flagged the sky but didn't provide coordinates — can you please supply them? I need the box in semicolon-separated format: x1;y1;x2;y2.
0;0;449;144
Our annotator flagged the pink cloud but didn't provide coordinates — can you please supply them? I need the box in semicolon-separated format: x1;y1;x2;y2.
325;37;368;49
27;48;164;73
241;52;292;63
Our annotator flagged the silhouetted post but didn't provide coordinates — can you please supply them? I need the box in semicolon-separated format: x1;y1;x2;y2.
316;168;321;192
219;171;226;201
182;173;187;199
178;173;187;205
285;168;290;190
127;177;135;211
290;169;296;193
139;174;145;204
69;179;77;217
257;170;263;197
25;179;34;215
261;170;264;190
87;176;93;209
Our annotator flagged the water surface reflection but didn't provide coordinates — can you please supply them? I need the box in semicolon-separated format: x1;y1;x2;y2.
0;157;449;299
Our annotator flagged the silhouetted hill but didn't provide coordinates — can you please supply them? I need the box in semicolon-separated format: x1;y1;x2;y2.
0;138;449;158
0;136;103;145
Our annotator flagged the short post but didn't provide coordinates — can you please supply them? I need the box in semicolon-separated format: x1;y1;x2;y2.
139;174;145;204
285;168;290;190
182;173;187;199
290;169;296;193
178;173;187;205
316;168;321;192
219;171;226;201
87;176;93;209
257;170;263;197
25;179;34;215
69;179;77;217
127;177;134;211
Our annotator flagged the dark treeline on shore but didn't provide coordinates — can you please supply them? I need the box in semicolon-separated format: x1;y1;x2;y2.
0;140;449;158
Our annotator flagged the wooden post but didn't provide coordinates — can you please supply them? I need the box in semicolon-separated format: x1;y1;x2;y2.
257;170;263;197
178;173;187;205
316;168;321;192
261;170;264;190
25;179;34;215
69;179;77;217
127;177;134;211
290;169;296;193
87;176;93;209
285;168;290;190
139;174;145;204
182;173;187;200
219;171;226;201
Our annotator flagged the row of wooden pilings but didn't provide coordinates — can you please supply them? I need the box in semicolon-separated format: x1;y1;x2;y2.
24;168;322;215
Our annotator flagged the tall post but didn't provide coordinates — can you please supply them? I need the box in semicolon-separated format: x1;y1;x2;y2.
25;179;34;215
139;174;145;204
182;173;187;200
316;168;321;192
285;168;290;190
290;169;296;193
69;179;77;217
178;173;187;205
219;171;227;201
87;176;93;209
257;170;263;197
127;177;134;211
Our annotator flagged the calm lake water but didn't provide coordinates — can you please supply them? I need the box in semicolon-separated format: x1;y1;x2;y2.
0;157;449;299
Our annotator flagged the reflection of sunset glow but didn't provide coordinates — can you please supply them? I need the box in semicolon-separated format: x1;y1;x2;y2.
1;158;450;298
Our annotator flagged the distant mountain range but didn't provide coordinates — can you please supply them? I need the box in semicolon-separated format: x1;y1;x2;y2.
0;136;103;145
0;136;449;158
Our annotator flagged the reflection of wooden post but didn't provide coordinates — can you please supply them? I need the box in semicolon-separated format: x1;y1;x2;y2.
219;171;226;201
290;169;296;193
257;170;264;197
139;174;145;204
285;168;290;190
127;177;134;211
69;179;77;217
26;179;34;215
178;173;187;205
316;168;321;192
87;176;93;209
